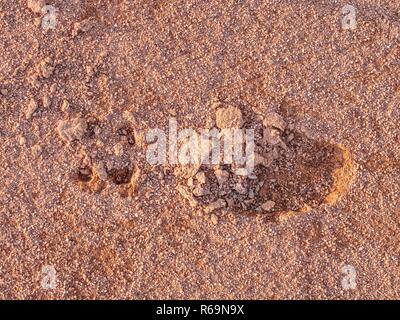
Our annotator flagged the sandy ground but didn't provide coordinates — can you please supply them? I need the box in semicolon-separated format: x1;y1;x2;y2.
0;0;399;299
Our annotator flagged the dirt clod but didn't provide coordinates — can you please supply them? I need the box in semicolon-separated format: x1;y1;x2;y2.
216;106;243;129
27;0;45;13
57;118;87;143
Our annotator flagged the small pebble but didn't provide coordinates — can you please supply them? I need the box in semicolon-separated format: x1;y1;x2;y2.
214;169;229;184
42;95;51;108
57;118;87;143
216;106;243;129
205;198;226;213
25;98;38;119
19;136;27;146
210;214;218;225
39;57;55;78
263;112;286;131
195;171;206;184
61;99;70;113
94;162;108;181
261;200;275;212
263;127;282;146
27;0;45;13
113;143;124;157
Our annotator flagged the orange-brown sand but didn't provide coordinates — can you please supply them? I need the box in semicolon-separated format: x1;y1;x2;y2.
0;0;399;299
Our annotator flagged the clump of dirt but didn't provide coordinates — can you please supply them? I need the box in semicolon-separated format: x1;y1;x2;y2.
57;118;88;143
215;105;243;129
27;0;45;14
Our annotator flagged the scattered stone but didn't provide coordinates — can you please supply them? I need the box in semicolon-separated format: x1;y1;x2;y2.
275;211;296;222
167;109;177;116
192;185;207;197
210;97;222;109
130;165;142;194
113;143;124;157
39;57;55;78
177;185;198;207
234;168;251;176
286;133;295;142
271;147;280;159
106;160;114;171
234;181;247;195
61;99;70;113
227;212;236;225
255;181;264;192
263;127;282;146
248;189;255;199
226;197;235;208
204;198;226;213
94;126;101;136
25;98;38;119
214;169;229;184
27;0;45;13
144;190;153;199
42;95;51;108
49;83;57;94
123;110;136;123
85;66;94;80
134;129;146;147
57;118;87;143
188;171;208;196
263;112;286;131
194;171;206;184
174;165;200;179
261;200;275;212
0;88;8;96
210;214;219;225
255;152;273;167
33;17;41;28
31;144;42;158
94;162;108;181
19;136;27;146
216;106;243;129
28;74;40;88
